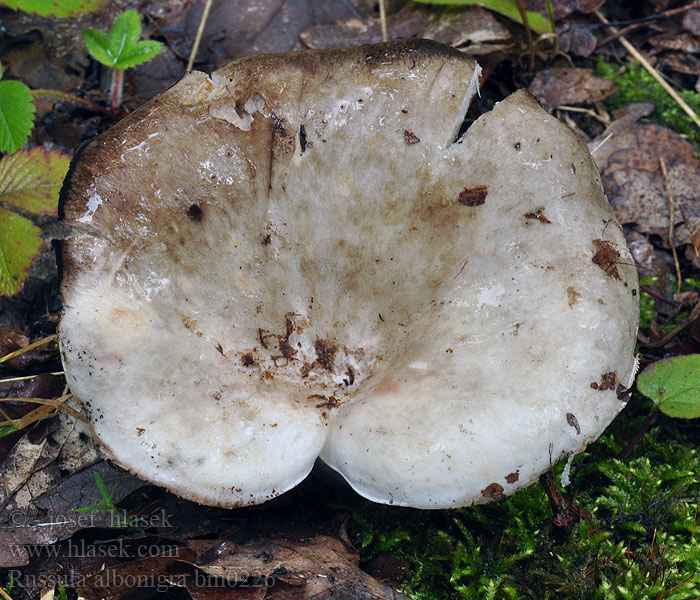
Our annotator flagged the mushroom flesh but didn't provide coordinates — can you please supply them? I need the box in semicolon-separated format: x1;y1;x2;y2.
59;40;639;509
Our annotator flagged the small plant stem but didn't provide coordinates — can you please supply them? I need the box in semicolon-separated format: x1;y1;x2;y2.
618;406;658;458
638;286;679;308
187;0;213;72
0;334;56;365
659;157;682;298
379;0;388;43
0;585;14;600
111;68;124;116
515;0;535;71
638;302;700;349
594;8;700;133
29;89;110;115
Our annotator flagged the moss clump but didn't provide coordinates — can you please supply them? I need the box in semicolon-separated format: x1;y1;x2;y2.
596;58;700;148
349;395;700;599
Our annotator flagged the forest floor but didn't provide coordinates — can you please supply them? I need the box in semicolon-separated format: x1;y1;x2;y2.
1;0;700;599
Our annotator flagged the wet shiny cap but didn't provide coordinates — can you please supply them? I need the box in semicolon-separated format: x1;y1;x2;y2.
59;39;639;508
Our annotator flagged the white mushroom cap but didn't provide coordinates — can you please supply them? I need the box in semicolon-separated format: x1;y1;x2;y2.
59;40;639;509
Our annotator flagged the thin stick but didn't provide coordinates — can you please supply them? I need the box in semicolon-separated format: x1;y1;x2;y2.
29;89;111;115
594;8;700;132
0;395;87;422
659;157;682;297
557;105;610;125
0;372;64;384
186;0;214;73
0;334;57;365
0;394;85;431
378;0;387;43
0;585;14;600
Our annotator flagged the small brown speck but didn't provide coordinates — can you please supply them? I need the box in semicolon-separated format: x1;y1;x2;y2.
592;239;621;280
241;353;255;367
136;428;145;436
403;130;420;144
566;412;581;435
524;207;551;224
567;286;581;308
616;384;630;402
481;482;505;500
505;471;519;484
592;371;618;391
458;185;488;207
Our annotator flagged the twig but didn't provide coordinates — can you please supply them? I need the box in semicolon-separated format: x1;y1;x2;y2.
0;395;87;423
618;406;657;458
659;157;682;297
29;89;111;115
639;285;680;308
557;105;610;125
0;372;64;384
378;0;387;43
515;0;535;71
593;8;700;133
0;394;86;430
0;334;57;365
596;1;700;46
0;585;14;600
638;302;700;349
186;0;213;72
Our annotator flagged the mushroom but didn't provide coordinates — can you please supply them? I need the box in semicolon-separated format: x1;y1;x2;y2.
59;40;639;509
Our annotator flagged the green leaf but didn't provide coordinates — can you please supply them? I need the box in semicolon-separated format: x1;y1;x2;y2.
413;0;553;34
0;148;70;297
0;80;35;154
0;0;108;17
637;354;700;419
83;10;163;70
82;29;114;67
0;423;19;440
94;471;111;502
75;504;110;513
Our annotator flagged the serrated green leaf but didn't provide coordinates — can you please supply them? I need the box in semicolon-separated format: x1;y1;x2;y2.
82;29;114;67
0;80;35;154
84;10;162;69
637;354;700;419
0;148;70;214
0;148;70;297
108;10;142;59
113;40;163;70
0;209;42;297
0;0;108;17
413;0;553;34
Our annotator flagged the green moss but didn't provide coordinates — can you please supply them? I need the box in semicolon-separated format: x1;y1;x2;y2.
596;58;700;147
349;396;700;598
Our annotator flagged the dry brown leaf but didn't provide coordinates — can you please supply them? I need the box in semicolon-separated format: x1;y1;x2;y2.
529;67;618;109
526;0;605;20
190;529;410;600
300;5;510;54
592;124;700;247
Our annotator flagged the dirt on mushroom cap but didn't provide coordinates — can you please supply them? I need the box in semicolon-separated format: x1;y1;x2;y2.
59;40;639;509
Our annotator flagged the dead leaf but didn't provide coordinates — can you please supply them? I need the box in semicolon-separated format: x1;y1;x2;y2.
683;9;700;36
680;201;700;260
558;19;598;57
648;32;700;54
0;459;143;568
529;67;618;109
300;5;511;55
190;527;410;600
591;124;700;247
526;0;605;20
